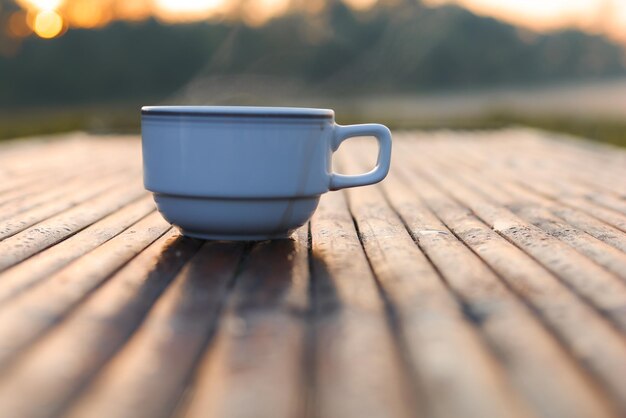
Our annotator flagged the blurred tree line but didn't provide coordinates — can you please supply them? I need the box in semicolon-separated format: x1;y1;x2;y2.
1;1;625;108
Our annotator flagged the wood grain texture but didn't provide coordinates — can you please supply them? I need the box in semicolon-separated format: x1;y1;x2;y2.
309;191;416;418
338;159;533;418
180;229;308;418
416;143;626;281
66;240;246;418
395;140;626;334
0;229;201;418
0;132;624;418
342;151;618;418
0;212;171;370
427;136;626;253
371;145;626;414
0;196;155;304
0;173;142;240
0;182;147;271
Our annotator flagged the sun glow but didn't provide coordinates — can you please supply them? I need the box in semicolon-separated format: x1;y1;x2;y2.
33;9;64;38
154;0;227;21
7;0;626;43
7;11;33;37
343;0;378;11
424;0;626;42
242;0;291;26
16;0;64;12
63;0;108;28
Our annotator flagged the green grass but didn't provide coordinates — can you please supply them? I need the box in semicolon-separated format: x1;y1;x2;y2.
412;113;626;148
338;113;626;148
0;105;140;141
2;107;625;148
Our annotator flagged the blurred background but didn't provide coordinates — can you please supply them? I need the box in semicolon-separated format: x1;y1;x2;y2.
1;0;625;146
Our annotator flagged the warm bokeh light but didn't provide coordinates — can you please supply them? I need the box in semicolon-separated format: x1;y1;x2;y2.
242;0;291;26
7;11;33;37
425;0;626;43
8;0;626;43
153;0;227;21
16;0;64;12
33;9;63;38
343;0;378;11
113;1;153;21
64;0;109;28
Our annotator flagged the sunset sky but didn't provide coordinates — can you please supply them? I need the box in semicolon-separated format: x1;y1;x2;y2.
8;0;626;42
426;0;626;42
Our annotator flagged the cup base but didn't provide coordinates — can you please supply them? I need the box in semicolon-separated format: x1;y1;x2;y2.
178;229;293;241
153;193;320;241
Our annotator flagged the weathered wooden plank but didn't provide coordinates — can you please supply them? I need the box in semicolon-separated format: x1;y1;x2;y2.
0;173;142;241
0;168;136;224
309;191;416;418
0;156;118;205
561;197;626;234
0;165;131;215
0;131;623;418
429;144;626;253
0;136;95;176
588;194;626;216
178;229;309;418
0;137;137;207
455;138;626;233
333;164;533;417
546;204;626;253
458;144;626;256
506;175;626;234
0;196;155;304
463;133;626;213
374;141;626;414
0;136;136;189
395;139;626;334
494;138;626;211
343;148;618;418
491;130;626;198
0;229;201;418
418;143;626;280
530;134;626;179
0;212;171;369
439;138;626;253
0;173;53;198
0;184;148;272
65;240;246;418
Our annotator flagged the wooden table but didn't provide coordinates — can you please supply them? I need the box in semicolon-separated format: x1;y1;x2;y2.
0;130;625;418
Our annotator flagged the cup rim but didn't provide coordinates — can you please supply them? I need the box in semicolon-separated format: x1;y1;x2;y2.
141;105;334;119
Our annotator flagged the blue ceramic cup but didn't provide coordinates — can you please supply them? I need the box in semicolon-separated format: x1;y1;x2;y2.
141;106;392;240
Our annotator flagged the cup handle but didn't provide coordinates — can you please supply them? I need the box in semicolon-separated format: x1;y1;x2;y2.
329;123;392;191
